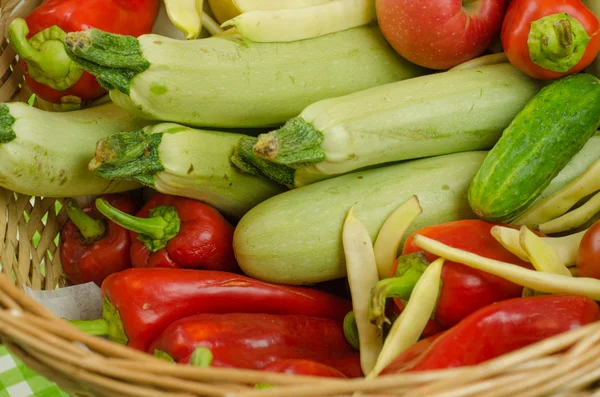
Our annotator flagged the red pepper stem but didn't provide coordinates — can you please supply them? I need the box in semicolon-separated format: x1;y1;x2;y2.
68;319;109;337
528;12;591;73
189;347;214;368
95;198;181;252
369;252;429;329
65;200;106;242
7;18;83;90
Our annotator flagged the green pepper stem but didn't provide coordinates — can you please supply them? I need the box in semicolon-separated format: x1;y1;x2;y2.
95;198;181;252
343;311;360;350
528;12;591;73
8;18;83;91
153;349;176;363
96;198;166;238
190;347;214;368
68;318;109;336
65;200;106;241
369;252;429;329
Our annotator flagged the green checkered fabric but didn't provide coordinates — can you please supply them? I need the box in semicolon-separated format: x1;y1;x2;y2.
0;345;69;397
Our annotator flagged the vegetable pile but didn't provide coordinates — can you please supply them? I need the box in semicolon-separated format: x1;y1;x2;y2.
2;0;600;387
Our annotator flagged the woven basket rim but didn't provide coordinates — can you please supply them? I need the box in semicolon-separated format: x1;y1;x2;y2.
0;0;599;396
2;273;600;397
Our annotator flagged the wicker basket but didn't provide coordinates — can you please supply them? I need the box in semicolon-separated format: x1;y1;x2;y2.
1;1;600;396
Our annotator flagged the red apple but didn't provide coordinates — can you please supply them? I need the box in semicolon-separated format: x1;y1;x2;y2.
376;0;507;70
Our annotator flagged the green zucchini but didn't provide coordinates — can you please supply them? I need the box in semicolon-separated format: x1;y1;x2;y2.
233;63;544;187
233;151;486;285
468;73;600;223
89;123;285;219
63;25;425;128
233;135;600;285
0;102;146;198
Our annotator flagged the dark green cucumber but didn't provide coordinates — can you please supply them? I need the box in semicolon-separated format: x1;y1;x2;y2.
468;73;600;222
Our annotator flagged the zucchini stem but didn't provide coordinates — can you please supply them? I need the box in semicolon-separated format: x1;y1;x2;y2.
231;136;296;186
0;104;16;144
89;129;165;187
253;118;326;165
64;29;150;94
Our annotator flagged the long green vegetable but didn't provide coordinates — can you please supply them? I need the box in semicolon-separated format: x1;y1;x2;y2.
63;25;425;128
89;123;285;219
233;135;600;285
233;63;544;187
0;102;146;197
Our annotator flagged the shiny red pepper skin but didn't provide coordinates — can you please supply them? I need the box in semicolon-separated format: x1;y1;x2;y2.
101;268;353;351
22;0;160;103
60;194;138;287
381;295;600;374
148;313;362;378
262;359;347;378
501;0;600;80
398;220;534;328
128;194;238;272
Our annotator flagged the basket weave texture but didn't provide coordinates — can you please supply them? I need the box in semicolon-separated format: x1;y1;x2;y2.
0;1;600;396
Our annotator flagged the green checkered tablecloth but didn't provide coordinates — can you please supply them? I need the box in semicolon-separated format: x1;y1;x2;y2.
0;345;69;397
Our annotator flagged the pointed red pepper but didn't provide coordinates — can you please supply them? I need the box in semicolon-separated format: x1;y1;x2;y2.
380;295;600;374
70;268;353;351
59;194;139;286
148;313;363;378
7;0;160;105
370;220;535;332
95;194;239;272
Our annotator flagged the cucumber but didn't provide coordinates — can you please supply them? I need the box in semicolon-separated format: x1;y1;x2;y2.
0;102;146;198
234;63;544;187
468;73;600;223
63;25;425;128
89;123;285;219
234;135;600;285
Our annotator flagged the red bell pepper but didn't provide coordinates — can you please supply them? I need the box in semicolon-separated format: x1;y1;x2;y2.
148;313;362;378
380;295;600;374
501;0;600;80
262;359;347;378
70;268;353;351
577;220;600;279
95;194;238;272
370;220;534;330
60;194;139;287
7;0;160;104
